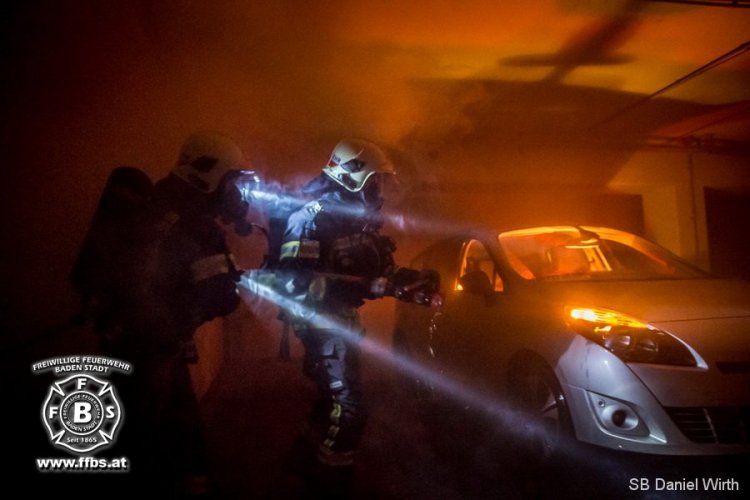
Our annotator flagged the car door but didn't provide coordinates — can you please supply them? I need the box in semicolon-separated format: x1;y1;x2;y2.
394;238;463;371
431;238;509;387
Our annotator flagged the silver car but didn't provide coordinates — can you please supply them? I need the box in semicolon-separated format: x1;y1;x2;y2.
393;225;750;458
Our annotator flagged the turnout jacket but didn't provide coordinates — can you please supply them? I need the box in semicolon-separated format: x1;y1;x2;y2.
130;176;241;348
278;189;396;312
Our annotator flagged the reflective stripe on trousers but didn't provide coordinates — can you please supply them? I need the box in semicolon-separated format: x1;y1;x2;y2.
294;315;366;465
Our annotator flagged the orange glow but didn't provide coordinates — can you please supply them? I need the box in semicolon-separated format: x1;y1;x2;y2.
333;1;750;103
568;307;649;329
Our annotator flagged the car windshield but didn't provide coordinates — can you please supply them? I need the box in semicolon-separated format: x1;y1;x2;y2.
498;226;711;281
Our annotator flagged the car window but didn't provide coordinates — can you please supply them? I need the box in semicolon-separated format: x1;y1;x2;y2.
457;239;504;292
498;226;710;281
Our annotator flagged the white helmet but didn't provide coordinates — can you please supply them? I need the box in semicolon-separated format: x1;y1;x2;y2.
322;138;394;192
172;131;249;193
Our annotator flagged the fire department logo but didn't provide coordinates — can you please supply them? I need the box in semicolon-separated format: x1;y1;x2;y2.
41;374;122;454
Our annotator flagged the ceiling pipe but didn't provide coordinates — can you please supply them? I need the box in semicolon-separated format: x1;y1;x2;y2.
589;41;750;130
674;101;750;138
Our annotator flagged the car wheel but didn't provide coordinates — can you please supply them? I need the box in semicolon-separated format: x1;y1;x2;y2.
507;357;573;466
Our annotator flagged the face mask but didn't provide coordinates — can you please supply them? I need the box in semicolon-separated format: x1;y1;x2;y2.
361;176;384;209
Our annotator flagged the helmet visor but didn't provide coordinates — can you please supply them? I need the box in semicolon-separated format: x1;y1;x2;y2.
335;159;365;173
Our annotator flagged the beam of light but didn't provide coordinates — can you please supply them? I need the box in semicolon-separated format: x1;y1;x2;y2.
237;272;623;476
241;178;483;243
384;211;484;239
239;274;524;424
245;181;386;223
238;178;309;208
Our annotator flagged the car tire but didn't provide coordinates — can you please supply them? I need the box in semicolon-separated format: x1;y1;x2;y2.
505;356;574;467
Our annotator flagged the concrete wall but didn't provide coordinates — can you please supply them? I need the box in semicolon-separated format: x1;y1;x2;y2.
609;149;750;270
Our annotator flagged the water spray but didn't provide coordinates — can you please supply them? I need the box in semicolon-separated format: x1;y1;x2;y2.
239;273;567;460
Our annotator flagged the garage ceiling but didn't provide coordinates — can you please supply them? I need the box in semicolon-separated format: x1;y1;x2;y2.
333;0;750;151
4;0;749;161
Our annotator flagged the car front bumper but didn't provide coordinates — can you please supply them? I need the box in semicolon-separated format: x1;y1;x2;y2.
557;338;750;455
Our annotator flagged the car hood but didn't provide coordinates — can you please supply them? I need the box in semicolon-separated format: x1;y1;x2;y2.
539;278;750;363
538;278;750;322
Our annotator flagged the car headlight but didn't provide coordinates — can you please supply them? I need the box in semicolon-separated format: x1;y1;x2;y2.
566;306;697;367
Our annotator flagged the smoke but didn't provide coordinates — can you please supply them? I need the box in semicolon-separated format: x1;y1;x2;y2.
8;0;744;333
143;2;434;169
4;1;441;330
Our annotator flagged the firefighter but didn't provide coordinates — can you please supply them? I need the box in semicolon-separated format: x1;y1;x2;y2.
276;138;437;495
71;165;154;336
102;131;252;497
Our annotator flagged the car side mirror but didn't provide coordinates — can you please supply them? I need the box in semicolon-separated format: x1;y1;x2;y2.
459;270;493;296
